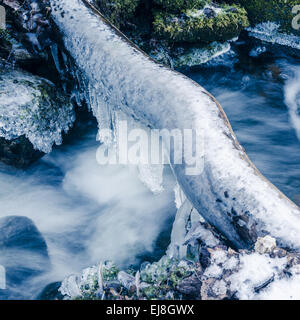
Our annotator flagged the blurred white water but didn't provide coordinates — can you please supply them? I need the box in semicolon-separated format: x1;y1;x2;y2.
0;129;176;299
284;66;300;141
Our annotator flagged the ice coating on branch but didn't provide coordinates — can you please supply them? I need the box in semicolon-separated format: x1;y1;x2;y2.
247;22;300;50
0;69;75;153
49;0;300;249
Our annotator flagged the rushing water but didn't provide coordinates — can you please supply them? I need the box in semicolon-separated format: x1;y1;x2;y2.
0;37;299;299
0;114;177;299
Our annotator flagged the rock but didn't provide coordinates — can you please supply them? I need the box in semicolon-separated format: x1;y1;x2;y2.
254;235;277;254
0;32;40;66
37;282;63;300
0;216;49;298
0;136;44;168
153;5;249;43
0;68;75;167
0;215;48;255
236;0;299;35
105;280;122;293
176;273;201;299
172;41;231;67
3;0;52;53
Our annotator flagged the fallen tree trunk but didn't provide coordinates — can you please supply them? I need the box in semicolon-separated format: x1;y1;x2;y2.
46;0;300;250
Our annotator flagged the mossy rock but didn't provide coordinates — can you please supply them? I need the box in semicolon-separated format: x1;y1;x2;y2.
153;0;208;13
232;0;300;34
96;0;140;29
153;4;249;43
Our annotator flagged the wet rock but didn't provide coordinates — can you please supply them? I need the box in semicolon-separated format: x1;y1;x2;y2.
177;273;202;299
153;5;249;43
199;247;211;269
37;282;63;300
0;68;75;167
3;0;52;53
0;215;49;298
0;32;40;67
0;135;43;168
0;215;48;255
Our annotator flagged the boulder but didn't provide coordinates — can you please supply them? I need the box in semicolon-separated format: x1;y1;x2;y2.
0;215;48;254
236;0;300;35
37;282;63;300
153;4;249;43
0;136;44;168
0;68;75;168
0;216;50;298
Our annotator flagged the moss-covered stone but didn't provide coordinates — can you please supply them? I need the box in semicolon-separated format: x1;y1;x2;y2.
231;0;300;34
95;0;140;28
153;0;208;13
153;4;249;43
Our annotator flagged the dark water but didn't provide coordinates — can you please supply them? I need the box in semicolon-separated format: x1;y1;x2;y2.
0;39;300;299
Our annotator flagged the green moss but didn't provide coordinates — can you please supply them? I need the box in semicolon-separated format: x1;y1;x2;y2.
153;0;208;13
102;261;119;281
232;0;300;34
153;4;249;43
95;0;140;28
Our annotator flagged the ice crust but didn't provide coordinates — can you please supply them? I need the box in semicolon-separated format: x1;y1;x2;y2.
247;22;300;50
0;69;75;153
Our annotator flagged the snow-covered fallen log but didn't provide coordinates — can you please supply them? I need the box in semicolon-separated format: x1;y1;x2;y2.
45;0;300;250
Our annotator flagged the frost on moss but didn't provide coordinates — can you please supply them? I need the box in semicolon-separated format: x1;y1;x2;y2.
153;0;208;12
153;4;249;43
95;0;140;28
233;0;300;34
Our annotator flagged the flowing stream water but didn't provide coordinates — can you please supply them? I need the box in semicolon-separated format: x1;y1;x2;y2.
0;38;299;299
